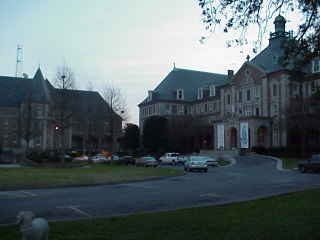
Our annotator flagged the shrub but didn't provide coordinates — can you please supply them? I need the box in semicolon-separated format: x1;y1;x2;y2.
27;151;44;163
251;146;268;154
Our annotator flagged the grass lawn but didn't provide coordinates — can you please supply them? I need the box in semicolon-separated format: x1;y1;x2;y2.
281;157;301;169
1;188;320;240
0;165;183;190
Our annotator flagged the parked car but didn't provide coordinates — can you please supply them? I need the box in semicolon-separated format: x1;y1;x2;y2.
202;156;219;167
159;153;180;165
89;154;109;163
73;155;89;162
135;156;158;167
298;154;320;173
111;155;135;165
177;155;188;165
184;156;208;172
120;155;135;165
108;155;120;161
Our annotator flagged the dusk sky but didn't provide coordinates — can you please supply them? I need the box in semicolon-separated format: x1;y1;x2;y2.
0;1;299;125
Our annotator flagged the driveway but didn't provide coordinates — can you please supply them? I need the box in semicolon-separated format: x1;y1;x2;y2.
1;155;320;225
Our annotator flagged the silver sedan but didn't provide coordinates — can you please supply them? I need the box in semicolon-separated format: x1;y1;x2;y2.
184;156;208;172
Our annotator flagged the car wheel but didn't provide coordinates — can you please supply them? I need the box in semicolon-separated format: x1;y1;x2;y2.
300;166;306;173
204;169;208;173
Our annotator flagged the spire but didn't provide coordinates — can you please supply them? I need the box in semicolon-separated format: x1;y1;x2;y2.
33;67;44;81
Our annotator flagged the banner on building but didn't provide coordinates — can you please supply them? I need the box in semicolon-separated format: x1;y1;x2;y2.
217;124;224;149
240;122;249;148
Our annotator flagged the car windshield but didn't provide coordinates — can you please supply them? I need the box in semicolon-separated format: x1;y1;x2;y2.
190;157;206;162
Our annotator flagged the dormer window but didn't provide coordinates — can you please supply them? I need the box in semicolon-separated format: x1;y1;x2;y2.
147;90;153;102
197;88;203;100
176;89;184;100
209;85;216;97
312;59;320;73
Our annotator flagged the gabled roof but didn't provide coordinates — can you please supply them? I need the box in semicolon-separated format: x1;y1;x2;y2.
0;68;52;107
52;89;121;121
0;69;122;121
139;68;228;105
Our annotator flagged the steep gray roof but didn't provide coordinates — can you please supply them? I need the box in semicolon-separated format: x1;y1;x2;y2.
249;15;296;73
140;68;228;105
53;89;121;121
0;69;121;121
249;42;293;73
0;68;53;108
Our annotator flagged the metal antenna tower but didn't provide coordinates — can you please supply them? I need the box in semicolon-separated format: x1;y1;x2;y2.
15;45;23;77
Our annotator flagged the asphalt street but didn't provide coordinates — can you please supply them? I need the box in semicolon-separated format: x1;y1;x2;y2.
1;155;320;225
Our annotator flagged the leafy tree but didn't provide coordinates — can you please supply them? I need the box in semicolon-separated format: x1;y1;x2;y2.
286;80;320;157
197;0;320;63
142;116;168;153
122;123;140;152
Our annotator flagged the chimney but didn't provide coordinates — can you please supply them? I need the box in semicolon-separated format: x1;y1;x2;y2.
228;70;234;79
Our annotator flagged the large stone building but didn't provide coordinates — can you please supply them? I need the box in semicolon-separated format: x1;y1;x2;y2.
0;68;122;155
139;15;320;151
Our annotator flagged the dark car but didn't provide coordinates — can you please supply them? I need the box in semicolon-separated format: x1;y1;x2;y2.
113;155;135;165
298;154;320;173
135;156;158;167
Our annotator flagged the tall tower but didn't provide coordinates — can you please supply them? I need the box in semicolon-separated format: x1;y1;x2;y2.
15;45;23;77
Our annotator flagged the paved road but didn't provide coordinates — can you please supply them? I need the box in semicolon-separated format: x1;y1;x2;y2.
1;155;320;225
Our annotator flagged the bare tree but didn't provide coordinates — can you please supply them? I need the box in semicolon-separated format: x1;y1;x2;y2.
86;81;94;91
101;83;127;153
52;64;76;163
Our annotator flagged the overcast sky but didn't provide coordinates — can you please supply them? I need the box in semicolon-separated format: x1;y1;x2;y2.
0;1;300;125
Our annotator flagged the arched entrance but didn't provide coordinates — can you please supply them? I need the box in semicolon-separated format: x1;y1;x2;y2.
230;127;237;149
257;126;268;146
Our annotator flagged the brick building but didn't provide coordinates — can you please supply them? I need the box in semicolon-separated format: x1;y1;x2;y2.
0;68;122;156
139;15;320;151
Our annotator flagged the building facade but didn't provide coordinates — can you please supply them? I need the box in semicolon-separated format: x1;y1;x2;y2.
139;16;320;151
0;68;122;155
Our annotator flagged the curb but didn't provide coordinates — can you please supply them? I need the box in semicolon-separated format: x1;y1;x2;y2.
0;172;186;192
250;153;292;171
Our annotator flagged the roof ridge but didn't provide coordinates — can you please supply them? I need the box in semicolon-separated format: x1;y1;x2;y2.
173;67;227;76
0;76;31;80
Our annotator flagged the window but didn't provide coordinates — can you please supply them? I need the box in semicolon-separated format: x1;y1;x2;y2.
312;59;320;73
172;105;177;114
273;84;277;97
204;103;208;112
246;89;251;101
227;94;231;105
198;88;203;100
208;102;213;112
239;91;242;103
209;85;216;97
311;81;316;92
176;89;184;100
254;87;260;98
255;108;260;116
